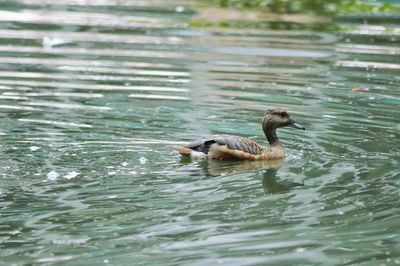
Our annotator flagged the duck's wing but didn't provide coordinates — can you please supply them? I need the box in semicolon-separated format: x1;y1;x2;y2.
185;135;263;155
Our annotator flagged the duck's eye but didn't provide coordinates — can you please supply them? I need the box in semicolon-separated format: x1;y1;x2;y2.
280;112;287;118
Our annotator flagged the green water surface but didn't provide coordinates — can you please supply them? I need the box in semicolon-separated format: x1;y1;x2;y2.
0;1;399;265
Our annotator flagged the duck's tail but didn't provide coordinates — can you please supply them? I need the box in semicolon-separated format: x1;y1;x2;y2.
175;146;208;159
175;146;193;156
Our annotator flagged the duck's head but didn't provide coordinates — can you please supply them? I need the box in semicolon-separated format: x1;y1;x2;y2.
262;108;305;131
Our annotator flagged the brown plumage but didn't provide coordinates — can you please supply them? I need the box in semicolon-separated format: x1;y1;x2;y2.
176;108;305;161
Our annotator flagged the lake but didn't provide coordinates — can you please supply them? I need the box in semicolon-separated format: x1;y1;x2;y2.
0;1;399;265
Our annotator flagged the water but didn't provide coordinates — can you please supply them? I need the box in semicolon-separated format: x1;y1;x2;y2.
0;1;399;265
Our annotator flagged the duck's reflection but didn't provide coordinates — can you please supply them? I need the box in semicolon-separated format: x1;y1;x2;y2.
262;167;304;194
178;158;304;194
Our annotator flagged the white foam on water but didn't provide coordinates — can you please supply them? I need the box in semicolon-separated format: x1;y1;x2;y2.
47;170;59;180
64;171;80;179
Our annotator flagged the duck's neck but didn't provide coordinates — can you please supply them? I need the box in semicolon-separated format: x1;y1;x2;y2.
264;128;281;147
261;126;285;159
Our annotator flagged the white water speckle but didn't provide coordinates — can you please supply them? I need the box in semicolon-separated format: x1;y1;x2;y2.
322;114;337;119
47;170;59;180
29;146;40;151
52;237;88;245
36;255;74;263
42;37;68;50
104;259;110;264
121;162;128;167
64;171;80;179
107;195;117;199
296;247;306;253
108;171;117;176
139;157;147;164
175;6;184;12
8;229;20;235
129;171;138;175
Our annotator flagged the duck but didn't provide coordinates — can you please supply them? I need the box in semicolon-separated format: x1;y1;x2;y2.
176;108;305;160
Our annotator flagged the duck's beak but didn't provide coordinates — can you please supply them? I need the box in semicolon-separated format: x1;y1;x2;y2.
288;119;305;130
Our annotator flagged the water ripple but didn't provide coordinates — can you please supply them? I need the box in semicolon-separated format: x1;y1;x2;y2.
18;118;93;128
0;2;399;266
0;10;176;28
